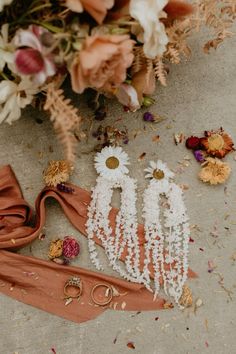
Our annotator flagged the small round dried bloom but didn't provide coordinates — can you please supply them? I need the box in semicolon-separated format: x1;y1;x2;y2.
62;236;80;259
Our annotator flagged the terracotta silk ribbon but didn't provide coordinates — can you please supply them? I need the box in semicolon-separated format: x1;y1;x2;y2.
0;165;197;323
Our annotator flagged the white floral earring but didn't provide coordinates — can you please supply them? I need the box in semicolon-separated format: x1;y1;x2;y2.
86;146;144;284
142;160;190;305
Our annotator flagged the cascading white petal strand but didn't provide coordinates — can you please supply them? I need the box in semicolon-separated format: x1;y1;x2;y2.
143;160;190;305
86;146;144;285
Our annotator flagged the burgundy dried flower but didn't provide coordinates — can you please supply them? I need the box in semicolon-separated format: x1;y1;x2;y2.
185;136;200;150
193;150;205;163
62;236;80;259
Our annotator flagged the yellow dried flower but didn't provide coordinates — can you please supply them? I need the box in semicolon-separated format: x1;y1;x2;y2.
48;239;63;259
43;160;73;187
199;157;231;185
179;285;193;308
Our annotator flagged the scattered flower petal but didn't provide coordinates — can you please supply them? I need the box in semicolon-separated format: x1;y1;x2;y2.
179;285;193;308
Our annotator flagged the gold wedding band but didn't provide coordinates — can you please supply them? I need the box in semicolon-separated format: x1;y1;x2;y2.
91;283;113;306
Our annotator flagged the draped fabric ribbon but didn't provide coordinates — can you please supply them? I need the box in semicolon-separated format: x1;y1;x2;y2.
0;165;197;323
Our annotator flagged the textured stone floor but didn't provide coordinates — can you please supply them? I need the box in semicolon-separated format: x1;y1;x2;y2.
0;32;236;354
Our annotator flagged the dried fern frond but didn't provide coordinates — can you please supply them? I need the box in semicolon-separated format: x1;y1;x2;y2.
44;83;82;164
203;28;234;52
165;44;181;64
153;57;167;86
192;0;236;51
131;46;146;74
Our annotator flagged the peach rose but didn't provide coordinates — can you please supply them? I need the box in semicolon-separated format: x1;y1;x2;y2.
70;35;134;93
65;0;114;24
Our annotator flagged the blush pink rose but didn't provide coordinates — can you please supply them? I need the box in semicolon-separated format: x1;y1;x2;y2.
70;35;134;93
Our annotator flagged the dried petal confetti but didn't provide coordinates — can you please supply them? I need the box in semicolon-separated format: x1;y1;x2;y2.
179;285;193;308
127;342;135;349
174;133;185;145
138;152;146;161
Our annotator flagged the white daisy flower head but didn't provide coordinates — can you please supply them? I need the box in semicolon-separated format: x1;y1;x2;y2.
145;160;174;181
95;146;130;181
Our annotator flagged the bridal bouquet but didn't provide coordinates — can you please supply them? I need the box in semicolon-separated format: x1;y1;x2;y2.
0;0;235;164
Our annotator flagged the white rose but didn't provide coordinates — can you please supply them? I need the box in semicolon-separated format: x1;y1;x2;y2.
130;0;169;59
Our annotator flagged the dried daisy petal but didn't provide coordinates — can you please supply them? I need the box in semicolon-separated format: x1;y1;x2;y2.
200;129;234;158
48;239;63;259
179;285;193;307
43;160;73;187
199;157;231;185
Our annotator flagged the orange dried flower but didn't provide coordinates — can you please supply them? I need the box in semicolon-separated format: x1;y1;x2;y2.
199;157;231;185
48;239;63;259
200;129;234;158
43;160;73;187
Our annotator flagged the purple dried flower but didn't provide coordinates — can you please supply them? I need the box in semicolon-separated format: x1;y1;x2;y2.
143;112;154;122
62;236;80;259
193;150;205;163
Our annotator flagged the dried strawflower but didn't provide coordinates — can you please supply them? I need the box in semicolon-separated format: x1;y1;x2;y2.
199;157;231;185
179;285;193;307
48;239;63;259
200;129;234;158
43;160;73;187
62;236;80;259
186;136;200;150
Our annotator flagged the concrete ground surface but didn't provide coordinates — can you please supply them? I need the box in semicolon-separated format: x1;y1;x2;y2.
0;32;236;354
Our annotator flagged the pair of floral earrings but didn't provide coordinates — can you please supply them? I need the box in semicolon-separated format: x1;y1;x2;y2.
86;146;190;305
